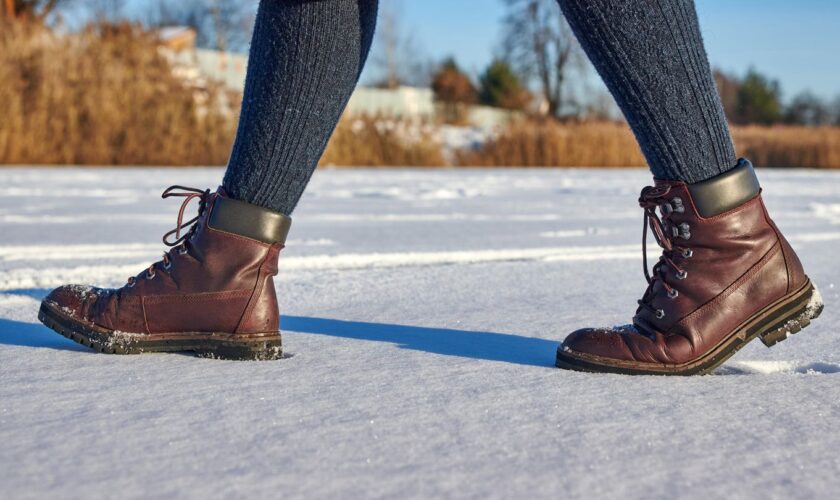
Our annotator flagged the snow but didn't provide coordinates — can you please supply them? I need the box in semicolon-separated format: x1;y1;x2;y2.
1;166;839;499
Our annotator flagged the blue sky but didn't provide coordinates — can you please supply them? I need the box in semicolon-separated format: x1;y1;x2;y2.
358;0;840;102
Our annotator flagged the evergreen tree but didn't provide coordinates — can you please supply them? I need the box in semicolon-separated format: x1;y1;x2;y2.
479;59;529;110
735;68;783;125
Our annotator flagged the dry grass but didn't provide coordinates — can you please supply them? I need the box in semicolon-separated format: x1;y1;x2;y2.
320;116;446;167
455;120;840;169
732;125;840;169
0;21;236;165
2;22;838;170
454;119;646;167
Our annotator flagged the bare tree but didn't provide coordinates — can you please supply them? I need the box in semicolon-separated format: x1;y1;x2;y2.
713;69;740;122
205;0;253;52
374;2;400;89
784;91;832;126
3;0;67;22
832;95;840;126
87;0;126;24
432;58;478;123
145;0;254;52
369;1;430;89
502;0;580;118
145;1;200;33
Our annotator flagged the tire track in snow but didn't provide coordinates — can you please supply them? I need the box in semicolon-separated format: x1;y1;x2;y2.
0;244;640;291
0;240;335;262
2;231;837;263
2;231;838;291
1;212;637;225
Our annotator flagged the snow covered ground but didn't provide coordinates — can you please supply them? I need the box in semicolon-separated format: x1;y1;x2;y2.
1;167;839;499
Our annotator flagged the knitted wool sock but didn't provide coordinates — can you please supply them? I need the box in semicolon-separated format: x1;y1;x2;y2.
557;0;738;182
222;0;378;215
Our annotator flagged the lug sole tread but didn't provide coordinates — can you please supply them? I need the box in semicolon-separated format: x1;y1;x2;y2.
38;302;282;361
556;279;823;376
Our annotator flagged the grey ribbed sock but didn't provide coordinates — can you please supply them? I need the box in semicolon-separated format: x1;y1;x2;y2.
222;0;378;215
558;0;738;182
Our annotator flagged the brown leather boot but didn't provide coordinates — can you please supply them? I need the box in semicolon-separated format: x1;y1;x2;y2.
38;186;292;360
556;160;824;375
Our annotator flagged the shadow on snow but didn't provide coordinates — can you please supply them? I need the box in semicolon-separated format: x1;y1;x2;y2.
4;289;834;373
282;315;558;367
0;288;558;366
0;315;558;366
0;318;88;352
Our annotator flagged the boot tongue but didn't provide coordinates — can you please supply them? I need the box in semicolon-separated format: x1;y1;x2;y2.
632;316;659;340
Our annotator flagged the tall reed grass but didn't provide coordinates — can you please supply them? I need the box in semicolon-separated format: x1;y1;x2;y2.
732;126;840;169
454;120;840;169
2;22;839;169
453;119;646;167
320;117;446;167
0;21;236;165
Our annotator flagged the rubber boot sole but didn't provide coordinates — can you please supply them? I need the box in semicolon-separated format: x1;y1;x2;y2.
38;301;282;361
556;279;824;376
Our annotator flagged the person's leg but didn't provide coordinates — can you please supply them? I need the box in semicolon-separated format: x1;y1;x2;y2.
223;0;379;215
557;0;736;182
553;0;823;375
38;0;379;359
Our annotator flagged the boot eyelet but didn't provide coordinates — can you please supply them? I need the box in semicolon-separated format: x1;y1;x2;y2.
178;247;188;255
671;197;685;213
126;281;135;288
682;248;693;258
146;270;156;279
676;270;688;280
668;289;679;299
678;222;691;240
163;261;172;270
655;309;666;319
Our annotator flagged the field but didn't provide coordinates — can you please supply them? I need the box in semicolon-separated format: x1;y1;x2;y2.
1;167;839;499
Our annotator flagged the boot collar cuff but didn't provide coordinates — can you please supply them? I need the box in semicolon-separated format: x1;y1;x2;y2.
208;188;292;245
654;159;760;218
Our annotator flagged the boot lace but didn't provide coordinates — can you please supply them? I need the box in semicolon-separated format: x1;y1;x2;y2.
635;185;693;324
126;186;210;287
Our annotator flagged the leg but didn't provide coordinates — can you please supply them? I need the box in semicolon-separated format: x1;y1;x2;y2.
39;0;379;359
554;0;823;375
558;0;735;182
223;0;378;215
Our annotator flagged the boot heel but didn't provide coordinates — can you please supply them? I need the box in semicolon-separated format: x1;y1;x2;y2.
759;283;824;348
195;335;283;361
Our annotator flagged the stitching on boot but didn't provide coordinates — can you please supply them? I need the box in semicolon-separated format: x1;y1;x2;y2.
676;242;782;329
235;245;278;334
758;196;793;294
142;289;252;303
205;199;274;247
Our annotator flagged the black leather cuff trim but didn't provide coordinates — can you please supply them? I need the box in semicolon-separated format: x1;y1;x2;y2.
209;196;292;245
687;158;760;217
